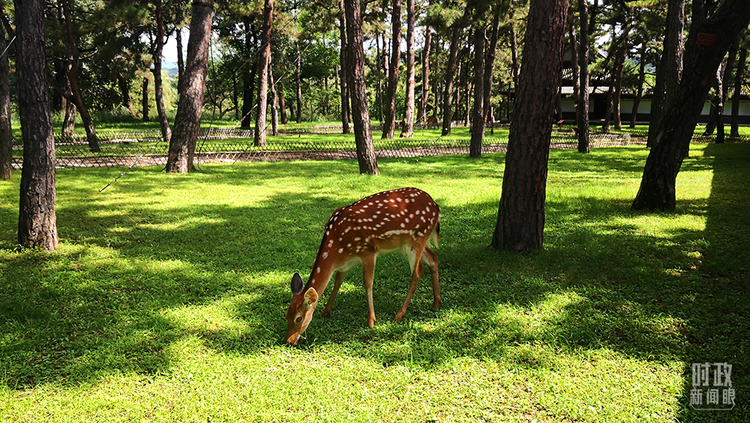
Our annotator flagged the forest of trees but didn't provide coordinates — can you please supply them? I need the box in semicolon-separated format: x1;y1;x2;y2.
4;0;750;252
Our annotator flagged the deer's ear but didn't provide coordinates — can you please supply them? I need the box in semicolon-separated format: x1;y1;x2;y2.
291;273;304;295
304;287;319;306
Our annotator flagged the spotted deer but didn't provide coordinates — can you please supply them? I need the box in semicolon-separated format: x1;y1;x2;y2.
285;188;441;345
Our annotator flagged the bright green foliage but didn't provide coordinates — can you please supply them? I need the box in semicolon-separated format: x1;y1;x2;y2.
1;144;748;422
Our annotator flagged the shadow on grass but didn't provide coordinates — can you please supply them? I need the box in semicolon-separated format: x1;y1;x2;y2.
0;190;345;388
675;143;750;422
0;145;747;417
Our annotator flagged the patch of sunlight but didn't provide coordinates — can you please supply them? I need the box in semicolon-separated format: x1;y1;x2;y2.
138;216;226;231
625;214;707;238
503;291;586;338
537;348;684;422
161;298;253;338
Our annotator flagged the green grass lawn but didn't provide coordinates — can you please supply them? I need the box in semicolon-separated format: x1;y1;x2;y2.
1;143;748;422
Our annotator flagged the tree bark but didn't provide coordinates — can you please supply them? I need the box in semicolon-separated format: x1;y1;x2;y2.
382;0;402;140
630;45;647;128
491;0;570;253
60;0;100;152
166;0;214;173
705;40;738;143
270;63;278;136
568;7;580;127
254;0;273;147
336;0;351;134
632;0;750;211
469;5;487;158
153;0;172;144
344;0;380;175
400;0;416;138
612;24;630;131
730;47;747;138
295;41;302;123
647;0;684;147
483;6;501;136
417;0;434;126
375;33;384;123
0;16;12;181
118;72;138;118
176;24;185;81
279;84;288;124
441;21;463;136
141;77;150;122
577;0;590;153
15;0;58;251
510;20;520;96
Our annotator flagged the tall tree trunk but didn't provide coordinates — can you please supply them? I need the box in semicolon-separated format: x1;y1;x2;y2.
338;0;351;134
176;24;185;83
279;84;288;124
153;0;172;144
295;41;302;123
647;0;685;147
61;0;100;152
141;77;150;122
707;40;738;143
118;72;138;118
577;0;590;153
400;0;416;138
344;0;380;175
483;6;501;136
15;0;58;251
632;0;750;211
491;0;570;253
509;20;520;96
730;47;747;138
62;84;76;137
630;45;647;128
469;5;487;158
166;0;214;173
612;24;630;131
376;32;384;123
417;0;434;125
602;84;613;134
253;0;273;147
0;17;13;181
382;0;402;139
241;19;256;129
568;7;580;127
441;22;463;136
270;63;278;136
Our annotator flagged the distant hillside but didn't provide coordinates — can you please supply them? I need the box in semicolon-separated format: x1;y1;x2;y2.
162;60;178;79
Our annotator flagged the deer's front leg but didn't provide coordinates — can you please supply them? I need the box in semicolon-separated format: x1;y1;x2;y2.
322;270;348;317
361;254;377;328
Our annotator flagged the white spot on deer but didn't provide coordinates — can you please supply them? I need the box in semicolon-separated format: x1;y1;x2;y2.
316;267;321;274
338;248;344;253
322;252;328;259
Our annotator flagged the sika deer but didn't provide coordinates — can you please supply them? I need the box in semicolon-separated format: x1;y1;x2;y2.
285;188;441;345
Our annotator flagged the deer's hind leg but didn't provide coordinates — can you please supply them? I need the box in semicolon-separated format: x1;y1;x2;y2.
422;247;440;311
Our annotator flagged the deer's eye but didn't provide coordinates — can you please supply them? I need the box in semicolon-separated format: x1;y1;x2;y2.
295;316;303;324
